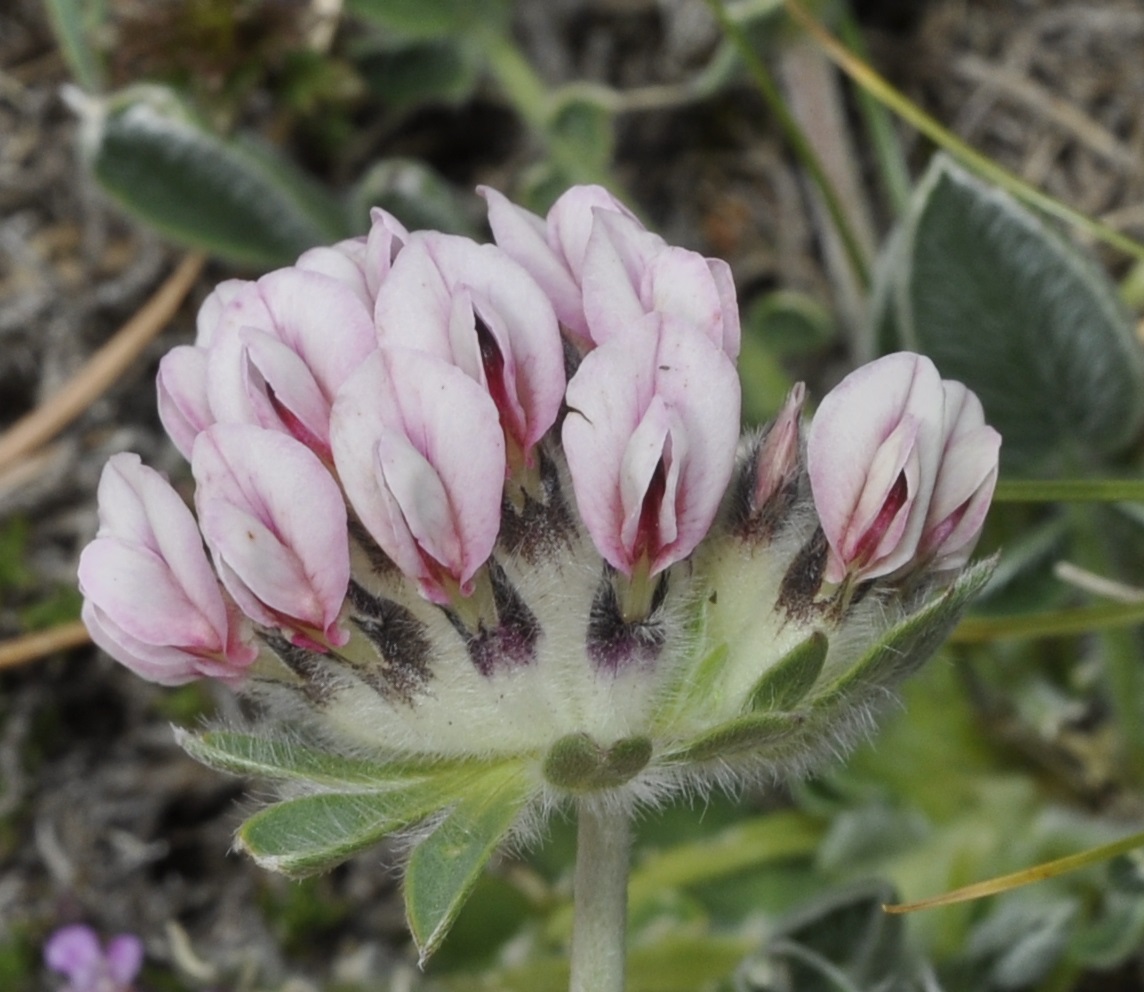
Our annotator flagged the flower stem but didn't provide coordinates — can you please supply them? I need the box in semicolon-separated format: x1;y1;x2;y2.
570;799;631;992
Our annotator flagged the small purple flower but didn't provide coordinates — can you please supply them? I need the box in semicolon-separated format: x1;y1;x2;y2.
78;454;256;685
44;924;143;992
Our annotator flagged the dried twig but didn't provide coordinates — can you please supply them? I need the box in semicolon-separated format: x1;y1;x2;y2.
0;620;90;672
0;252;206;474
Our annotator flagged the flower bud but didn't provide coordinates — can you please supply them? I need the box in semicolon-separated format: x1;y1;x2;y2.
192;424;351;649
78;454;256;684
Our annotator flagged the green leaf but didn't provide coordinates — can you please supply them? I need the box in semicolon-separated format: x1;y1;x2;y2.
176;729;468;788
45;0;106;91
81;86;349;267
346;0;510;40
404;765;532;963
744;290;836;357
664;711;801;764
237;779;460;877
548;89;615;178
349;158;477;236
357;40;479;112
745;631;828;712
881;154;1144;470
813;557;996;710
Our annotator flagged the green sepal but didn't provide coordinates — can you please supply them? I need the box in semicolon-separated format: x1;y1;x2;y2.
82;85;349;267
663;712;802;764
405;763;533;964
542;733;653;791
175;728;472;788
745;632;828;713
237;777;462;877
650;642;730;735
812;557;996;712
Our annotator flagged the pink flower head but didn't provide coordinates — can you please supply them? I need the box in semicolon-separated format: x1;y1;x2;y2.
45;924;143;992
159;269;378;465
373;232;565;468
807;352;950;584
78;454;256;686
480;184;637;345
753;382;806;512
580;208;740;360
919;380;1002;569
330;347;505;605
562;313;741;577
296;206;409;310
192;424;351;649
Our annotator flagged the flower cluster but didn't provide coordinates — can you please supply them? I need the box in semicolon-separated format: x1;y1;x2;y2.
79;184;999;837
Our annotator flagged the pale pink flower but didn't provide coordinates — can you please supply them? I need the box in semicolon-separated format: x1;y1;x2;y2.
373;232;564;467
330;347;505;605
78;454;256;686
296;206;409;310
562;313;740;576
919;380;1002;569
807;352;951;584
45;924;142;992
192;424;351;649
156;345;212;461
480;183;637;345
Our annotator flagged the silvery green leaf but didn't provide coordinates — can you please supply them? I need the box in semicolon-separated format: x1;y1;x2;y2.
349;158;478;236
404;765;532;963
176;728;470;789
45;0;106;91
346;0;511;40
879;154;1144;470
664;712;802;764
237;778;465;877
79;86;349;267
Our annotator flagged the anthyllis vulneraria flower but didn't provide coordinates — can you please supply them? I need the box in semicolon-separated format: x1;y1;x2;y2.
78;185;1001;970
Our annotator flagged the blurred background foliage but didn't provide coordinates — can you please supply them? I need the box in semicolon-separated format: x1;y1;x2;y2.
6;0;1144;989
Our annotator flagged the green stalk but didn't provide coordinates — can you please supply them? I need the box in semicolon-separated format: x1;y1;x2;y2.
705;0;872;289
569;799;632;992
785;0;1144;262
995;478;1144;503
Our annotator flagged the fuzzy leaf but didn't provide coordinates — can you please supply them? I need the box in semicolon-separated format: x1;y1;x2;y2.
82;86;349;267
881;155;1144;469
812;557;996;711
45;0;106;91
176;728;469;788
405;765;532;963
237;780;461;877
745;631;828;712
664;711;802;764
346;0;510;39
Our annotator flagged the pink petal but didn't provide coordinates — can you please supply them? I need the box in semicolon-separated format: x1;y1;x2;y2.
545;184;641;284
580;208;664;346
84;601;217;685
807;353;946;582
375;233;565;457
88;454;228;641
563;314;740;575
480;185;587;341
330;348;505;602
157;346;213;461
643;246;732;355
192;425;350;642
195;278;249;347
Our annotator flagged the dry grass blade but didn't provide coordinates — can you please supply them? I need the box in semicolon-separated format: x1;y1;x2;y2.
0;619;90;671
0;252;206;474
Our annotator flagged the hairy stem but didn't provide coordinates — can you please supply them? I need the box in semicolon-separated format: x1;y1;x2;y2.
570;799;632;992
